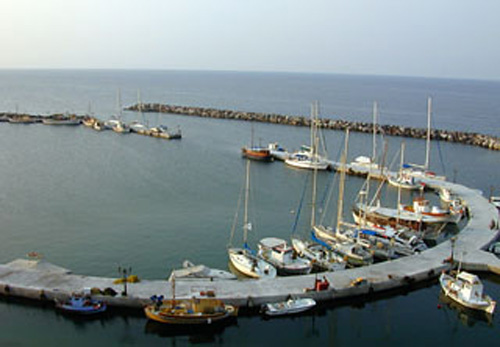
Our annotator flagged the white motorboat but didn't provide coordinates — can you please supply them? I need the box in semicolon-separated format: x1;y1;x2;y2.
129;121;150;135
262;297;316;316
440;271;496;315
291;236;346;272
168;260;237;281
258;237;312;276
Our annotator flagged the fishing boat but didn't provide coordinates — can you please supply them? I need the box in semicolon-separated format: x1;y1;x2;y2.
241;146;273;161
241;125;272;161
227;160;277;279
262;297;316;316
145;292;238;325
285;102;330;171
257;237;312;276
54;294;107;315
439;271;496;315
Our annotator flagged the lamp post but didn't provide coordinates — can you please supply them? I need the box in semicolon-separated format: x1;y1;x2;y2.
118;266;132;296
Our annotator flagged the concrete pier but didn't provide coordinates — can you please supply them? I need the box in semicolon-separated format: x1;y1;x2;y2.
0;177;498;310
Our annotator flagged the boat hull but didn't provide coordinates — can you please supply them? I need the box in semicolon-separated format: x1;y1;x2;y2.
263;298;316;316
228;248;277;279
144;300;237;325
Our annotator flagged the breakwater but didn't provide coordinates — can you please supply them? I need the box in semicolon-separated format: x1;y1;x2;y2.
125;103;500;151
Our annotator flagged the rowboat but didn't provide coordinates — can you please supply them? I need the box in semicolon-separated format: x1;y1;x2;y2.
55;294;107;315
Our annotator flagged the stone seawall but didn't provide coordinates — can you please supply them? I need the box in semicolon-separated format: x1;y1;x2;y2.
126;103;500;151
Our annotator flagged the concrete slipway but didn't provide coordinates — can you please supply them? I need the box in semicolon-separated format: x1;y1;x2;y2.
0;177;498;310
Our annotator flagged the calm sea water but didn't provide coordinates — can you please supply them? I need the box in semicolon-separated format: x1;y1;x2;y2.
0;70;499;346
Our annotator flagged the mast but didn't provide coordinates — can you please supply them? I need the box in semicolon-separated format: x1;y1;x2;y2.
336;129;349;232
372;101;378;162
397;141;405;225
425;97;432;170
116;89;123;120
243;159;251;244
311;136;319;228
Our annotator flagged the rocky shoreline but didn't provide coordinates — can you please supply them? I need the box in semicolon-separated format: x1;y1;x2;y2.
125;103;500;151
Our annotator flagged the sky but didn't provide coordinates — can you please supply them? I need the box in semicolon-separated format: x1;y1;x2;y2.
1;0;499;80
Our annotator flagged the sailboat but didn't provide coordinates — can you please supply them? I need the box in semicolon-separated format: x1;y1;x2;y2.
129;90;150;135
405;97;446;181
291;136;347;272
348;102;387;179
354;143;459;232
227;160;277;279
312;130;374;266
285;102;330;171
387;142;422;190
110;89;130;133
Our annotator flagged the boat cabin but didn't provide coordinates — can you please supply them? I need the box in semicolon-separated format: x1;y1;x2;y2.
456;272;484;301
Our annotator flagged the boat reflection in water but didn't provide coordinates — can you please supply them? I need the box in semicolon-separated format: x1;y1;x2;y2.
438;292;493;327
144;316;238;343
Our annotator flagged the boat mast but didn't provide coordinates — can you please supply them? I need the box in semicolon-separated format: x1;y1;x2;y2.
117;88;123;120
336;129;349;232
397;141;405;225
372;101;378;162
243;159;251;245
311;136;319;228
425;97;432;171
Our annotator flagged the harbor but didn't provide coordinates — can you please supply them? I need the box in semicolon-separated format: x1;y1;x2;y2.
0;165;498;310
0;70;499;344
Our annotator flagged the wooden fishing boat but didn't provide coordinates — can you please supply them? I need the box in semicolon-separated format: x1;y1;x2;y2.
55;294;106;315
262;297;316;316
440;271;496;315
144;298;238;325
241;146;273;161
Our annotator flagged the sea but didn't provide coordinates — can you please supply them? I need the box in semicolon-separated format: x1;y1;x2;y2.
0;69;499;346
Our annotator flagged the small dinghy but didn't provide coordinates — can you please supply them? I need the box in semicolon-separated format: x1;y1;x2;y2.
262;297;316;316
439;271;496;315
55;294;107;315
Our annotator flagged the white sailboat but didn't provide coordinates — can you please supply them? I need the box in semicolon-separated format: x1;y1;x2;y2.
285;102;330;171
111;89;130;133
405;97;446;181
227;160;277;279
291;138;347;272
348;102;387;179
312;130;374;266
129;90;150;135
387;142;422;190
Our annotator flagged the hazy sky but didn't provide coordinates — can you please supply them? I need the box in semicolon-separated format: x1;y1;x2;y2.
1;0;499;80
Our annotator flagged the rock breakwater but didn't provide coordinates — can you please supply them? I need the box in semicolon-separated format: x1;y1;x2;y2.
126;103;500;151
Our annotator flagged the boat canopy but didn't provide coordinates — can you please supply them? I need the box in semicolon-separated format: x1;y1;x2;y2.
457;272;481;285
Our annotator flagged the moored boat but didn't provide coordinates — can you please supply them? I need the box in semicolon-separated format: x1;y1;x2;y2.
439;271;496;315
144;297;238;325
291;235;346;272
257;237;312;275
262;297;316;316
55;294;107;315
241;146;273;161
